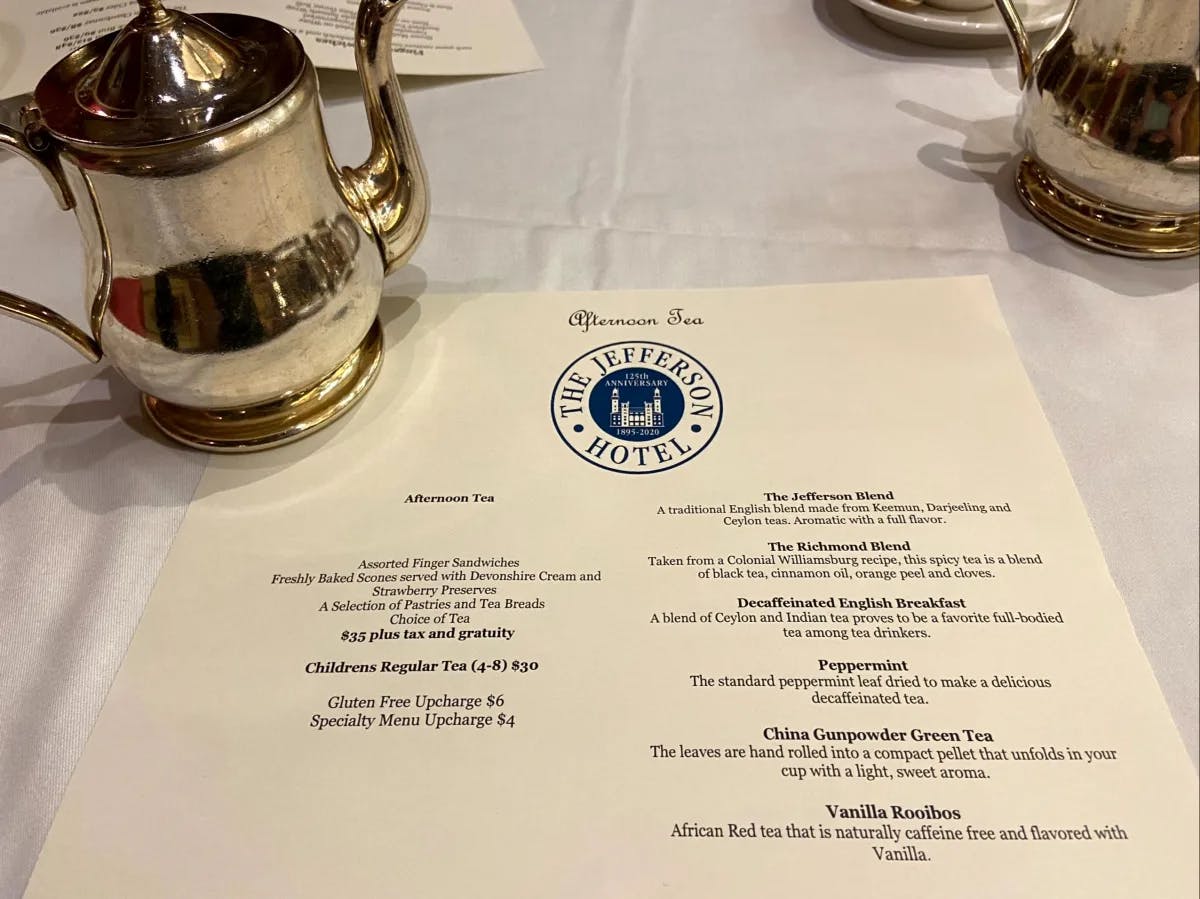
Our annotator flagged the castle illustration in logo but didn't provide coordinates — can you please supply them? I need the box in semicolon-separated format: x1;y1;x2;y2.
610;386;664;429
593;369;680;441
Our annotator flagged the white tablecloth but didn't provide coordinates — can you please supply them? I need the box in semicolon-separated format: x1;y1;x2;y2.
1;2;1196;894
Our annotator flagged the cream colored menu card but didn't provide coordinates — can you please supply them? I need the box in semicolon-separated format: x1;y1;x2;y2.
26;280;1197;897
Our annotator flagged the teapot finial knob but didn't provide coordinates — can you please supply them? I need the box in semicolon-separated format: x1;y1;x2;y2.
136;0;170;22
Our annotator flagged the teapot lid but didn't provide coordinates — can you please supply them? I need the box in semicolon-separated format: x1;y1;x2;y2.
33;0;306;147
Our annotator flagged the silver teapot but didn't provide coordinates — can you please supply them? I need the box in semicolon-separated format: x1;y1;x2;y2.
0;0;428;450
995;0;1198;257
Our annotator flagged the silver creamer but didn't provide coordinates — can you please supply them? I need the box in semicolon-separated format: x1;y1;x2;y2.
995;0;1198;257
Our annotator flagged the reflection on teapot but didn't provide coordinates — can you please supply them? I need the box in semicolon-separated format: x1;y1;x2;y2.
105;214;362;402
0;0;429;450
995;0;1199;257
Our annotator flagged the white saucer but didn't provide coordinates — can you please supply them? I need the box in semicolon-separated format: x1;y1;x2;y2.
843;0;1066;48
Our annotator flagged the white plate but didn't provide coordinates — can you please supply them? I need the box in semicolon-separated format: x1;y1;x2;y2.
843;0;1066;48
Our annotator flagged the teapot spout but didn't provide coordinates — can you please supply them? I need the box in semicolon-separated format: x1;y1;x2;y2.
343;0;429;274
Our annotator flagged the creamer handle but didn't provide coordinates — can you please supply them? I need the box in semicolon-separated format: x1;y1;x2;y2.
994;0;1033;88
0;115;104;361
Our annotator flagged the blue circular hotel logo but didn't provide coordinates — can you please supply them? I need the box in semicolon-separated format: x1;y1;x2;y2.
551;340;723;474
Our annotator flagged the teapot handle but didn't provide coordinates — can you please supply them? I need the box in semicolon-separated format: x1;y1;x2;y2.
343;0;430;275
994;0;1034;88
0;115;106;361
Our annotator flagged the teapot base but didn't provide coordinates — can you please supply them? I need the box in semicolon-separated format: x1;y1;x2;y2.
142;318;384;453
1015;156;1199;259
